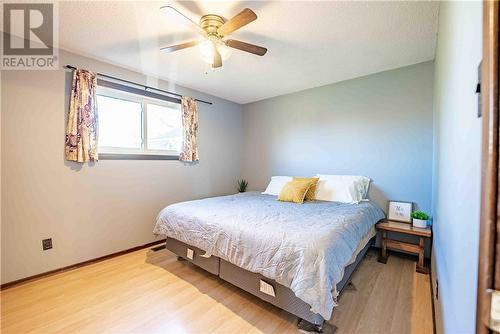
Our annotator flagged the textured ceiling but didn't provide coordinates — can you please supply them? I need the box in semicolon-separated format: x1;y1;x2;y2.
57;1;439;104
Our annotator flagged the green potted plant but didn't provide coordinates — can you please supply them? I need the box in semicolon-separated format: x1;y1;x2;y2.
237;179;248;193
411;210;429;228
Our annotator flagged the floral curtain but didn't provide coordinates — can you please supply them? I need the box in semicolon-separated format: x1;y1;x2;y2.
65;69;98;162
179;96;199;162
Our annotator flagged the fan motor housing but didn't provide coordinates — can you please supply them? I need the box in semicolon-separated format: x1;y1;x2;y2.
200;14;225;37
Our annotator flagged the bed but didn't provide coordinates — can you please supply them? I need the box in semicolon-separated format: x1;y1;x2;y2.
154;191;385;331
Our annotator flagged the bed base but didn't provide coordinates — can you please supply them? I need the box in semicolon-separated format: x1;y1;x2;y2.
166;236;374;332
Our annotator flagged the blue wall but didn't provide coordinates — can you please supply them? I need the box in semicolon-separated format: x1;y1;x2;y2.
242;62;435;214
431;2;482;333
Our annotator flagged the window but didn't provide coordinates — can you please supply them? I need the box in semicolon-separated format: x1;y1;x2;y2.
97;87;182;158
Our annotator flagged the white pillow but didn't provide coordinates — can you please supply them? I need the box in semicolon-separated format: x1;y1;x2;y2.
315;174;371;203
262;176;293;196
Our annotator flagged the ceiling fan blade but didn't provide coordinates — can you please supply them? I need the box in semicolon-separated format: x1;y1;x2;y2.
175;1;204;17
161;41;199;53
218;8;257;36
159;6;205;36
225;39;267;56
212;43;222;68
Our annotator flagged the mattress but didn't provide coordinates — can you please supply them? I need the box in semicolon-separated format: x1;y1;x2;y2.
154;192;385;319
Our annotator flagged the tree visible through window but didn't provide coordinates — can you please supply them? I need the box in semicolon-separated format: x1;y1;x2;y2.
147;103;182;152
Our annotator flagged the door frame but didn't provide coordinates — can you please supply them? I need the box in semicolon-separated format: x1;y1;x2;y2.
477;1;499;334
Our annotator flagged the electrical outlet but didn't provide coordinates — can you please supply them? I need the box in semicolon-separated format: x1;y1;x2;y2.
42;238;52;251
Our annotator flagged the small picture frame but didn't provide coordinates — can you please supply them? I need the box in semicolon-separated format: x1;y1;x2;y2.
388;201;413;223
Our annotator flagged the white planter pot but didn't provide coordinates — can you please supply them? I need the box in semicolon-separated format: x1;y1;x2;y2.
413;218;428;228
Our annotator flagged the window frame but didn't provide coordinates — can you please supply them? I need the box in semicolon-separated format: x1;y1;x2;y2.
96;85;182;160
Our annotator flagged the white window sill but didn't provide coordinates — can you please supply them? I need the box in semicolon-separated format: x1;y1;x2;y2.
98;153;179;160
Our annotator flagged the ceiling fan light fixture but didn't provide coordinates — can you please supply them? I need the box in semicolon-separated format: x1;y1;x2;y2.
160;7;266;69
198;39;232;65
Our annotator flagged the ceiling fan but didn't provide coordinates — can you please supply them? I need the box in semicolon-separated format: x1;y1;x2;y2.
160;6;267;69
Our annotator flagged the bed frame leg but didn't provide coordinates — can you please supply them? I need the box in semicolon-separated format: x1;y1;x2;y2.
297;318;325;333
344;281;357;292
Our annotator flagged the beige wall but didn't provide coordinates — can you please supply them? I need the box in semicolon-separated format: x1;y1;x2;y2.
1;50;243;284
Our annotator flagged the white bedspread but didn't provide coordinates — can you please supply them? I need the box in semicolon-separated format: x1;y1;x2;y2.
154;192;385;319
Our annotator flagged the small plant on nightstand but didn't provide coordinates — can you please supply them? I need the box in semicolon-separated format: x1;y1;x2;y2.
411;210;430;228
237;179;248;193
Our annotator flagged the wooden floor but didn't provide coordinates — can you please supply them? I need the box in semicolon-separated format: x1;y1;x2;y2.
1;248;433;334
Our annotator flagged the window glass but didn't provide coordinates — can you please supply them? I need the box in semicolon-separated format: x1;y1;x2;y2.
147;103;182;152
96;86;183;157
97;95;142;149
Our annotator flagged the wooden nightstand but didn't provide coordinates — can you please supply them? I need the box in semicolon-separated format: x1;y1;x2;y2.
376;219;432;274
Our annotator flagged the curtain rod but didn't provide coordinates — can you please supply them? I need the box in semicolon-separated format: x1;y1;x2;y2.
64;65;213;105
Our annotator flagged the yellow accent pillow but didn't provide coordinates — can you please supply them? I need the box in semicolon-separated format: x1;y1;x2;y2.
293;177;319;201
277;180;313;204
